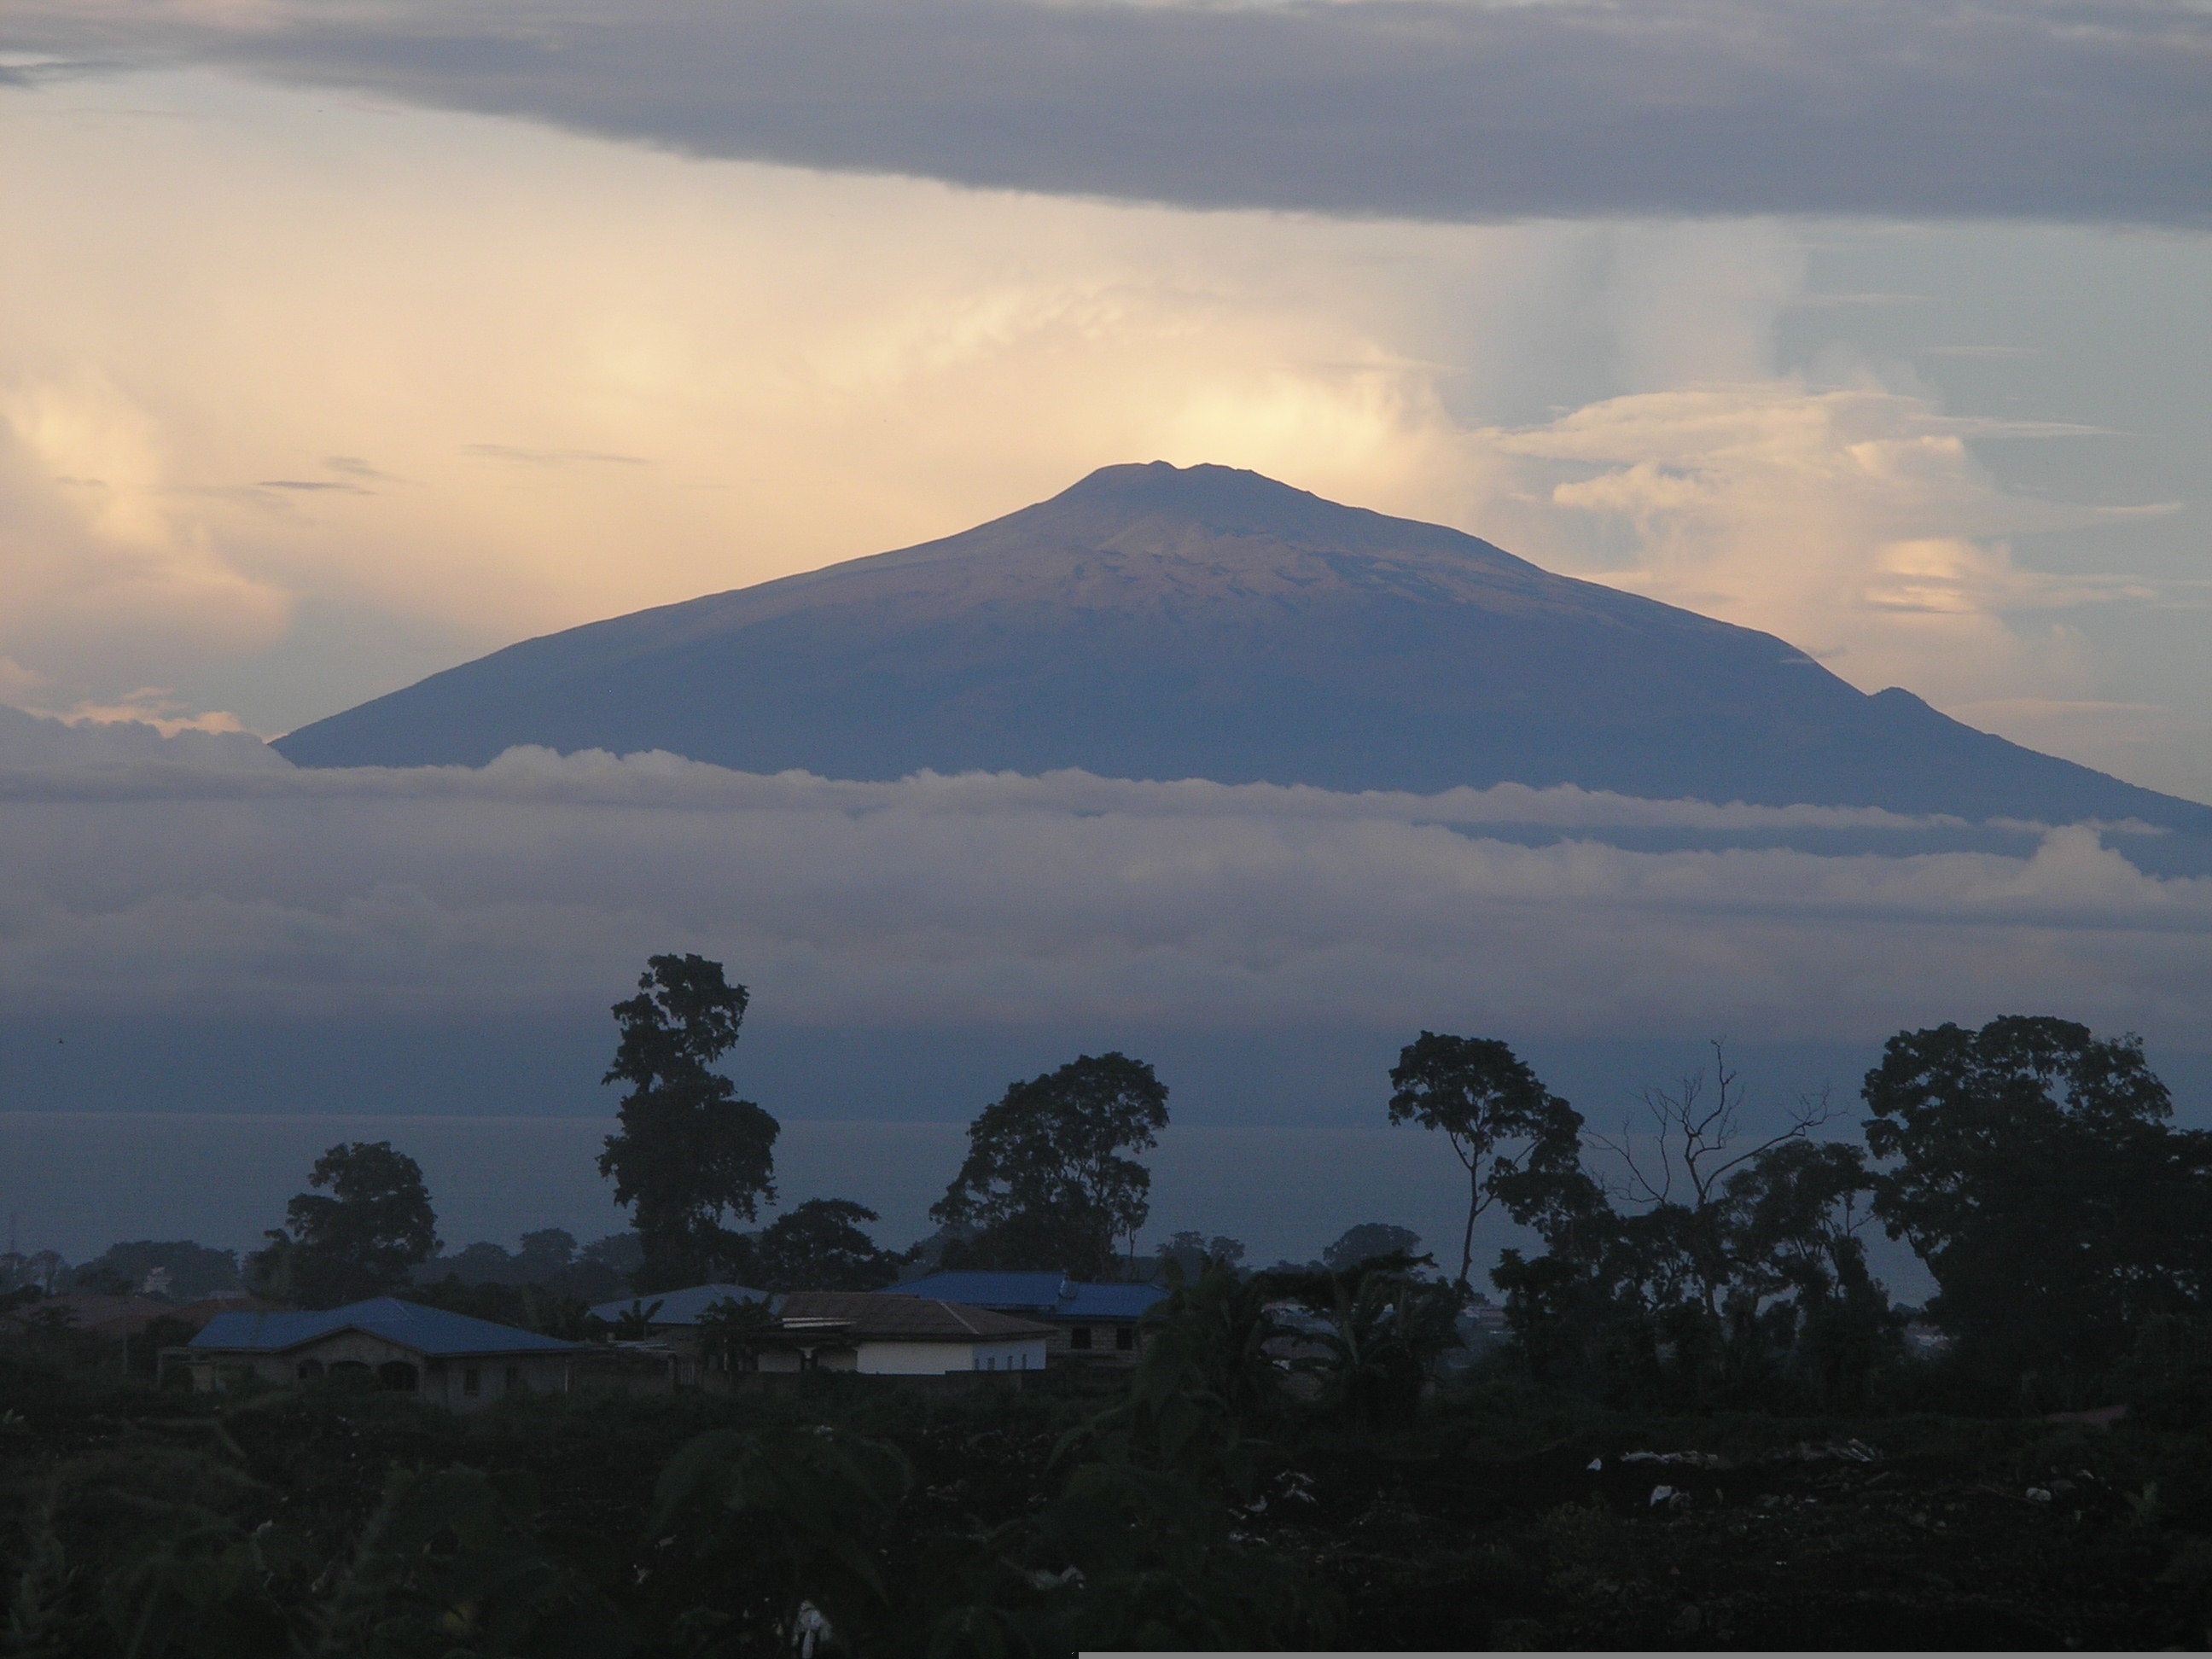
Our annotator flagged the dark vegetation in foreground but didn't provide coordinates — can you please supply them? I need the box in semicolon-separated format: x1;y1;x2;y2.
9;1310;2212;1655
13;954;2212;1652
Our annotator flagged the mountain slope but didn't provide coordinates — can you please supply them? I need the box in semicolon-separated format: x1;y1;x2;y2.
276;463;2208;830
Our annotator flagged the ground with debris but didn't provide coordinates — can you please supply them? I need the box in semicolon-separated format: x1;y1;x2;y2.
7;1351;2212;1651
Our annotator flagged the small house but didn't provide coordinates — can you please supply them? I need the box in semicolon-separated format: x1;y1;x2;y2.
178;1297;579;1411
587;1284;1051;1381
586;1283;774;1388
887;1272;1164;1364
763;1291;1051;1375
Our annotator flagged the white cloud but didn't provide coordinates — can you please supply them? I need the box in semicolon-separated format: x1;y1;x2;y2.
1471;381;2154;706
2;719;2203;1050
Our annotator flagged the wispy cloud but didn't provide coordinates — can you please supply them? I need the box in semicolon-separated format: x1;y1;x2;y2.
459;444;648;469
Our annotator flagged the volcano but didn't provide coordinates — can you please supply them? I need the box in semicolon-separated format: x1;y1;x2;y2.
275;462;2206;830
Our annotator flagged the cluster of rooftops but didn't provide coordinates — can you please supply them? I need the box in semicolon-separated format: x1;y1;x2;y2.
179;1271;1168;1407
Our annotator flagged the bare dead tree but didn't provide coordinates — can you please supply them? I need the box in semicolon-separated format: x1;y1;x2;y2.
1587;1039;1833;1316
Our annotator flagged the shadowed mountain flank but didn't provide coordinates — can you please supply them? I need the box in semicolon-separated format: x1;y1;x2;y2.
276;463;2207;829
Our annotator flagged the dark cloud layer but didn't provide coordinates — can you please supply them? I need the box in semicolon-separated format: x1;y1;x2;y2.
9;0;2209;225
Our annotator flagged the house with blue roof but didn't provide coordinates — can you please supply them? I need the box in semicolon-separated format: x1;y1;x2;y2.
886;1272;1165;1364
179;1298;580;1411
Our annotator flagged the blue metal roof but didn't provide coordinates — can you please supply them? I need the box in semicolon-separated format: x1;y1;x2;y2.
189;1297;579;1357
888;1272;1165;1321
586;1284;774;1326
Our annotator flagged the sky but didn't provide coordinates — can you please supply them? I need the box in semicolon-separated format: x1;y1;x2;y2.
2;0;2209;796
0;0;2208;1254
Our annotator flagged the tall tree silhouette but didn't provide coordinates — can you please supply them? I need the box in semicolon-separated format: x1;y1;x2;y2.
597;954;778;1293
1387;1033;1585;1288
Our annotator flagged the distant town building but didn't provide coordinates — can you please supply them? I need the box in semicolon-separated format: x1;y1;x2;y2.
178;1298;579;1409
587;1284;1052;1382
886;1272;1164;1365
585;1284;777;1388
769;1292;1051;1375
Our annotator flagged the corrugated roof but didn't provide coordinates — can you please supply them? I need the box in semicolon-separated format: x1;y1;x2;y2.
586;1284;773;1326
889;1272;1166;1322
189;1297;579;1358
777;1292;1053;1342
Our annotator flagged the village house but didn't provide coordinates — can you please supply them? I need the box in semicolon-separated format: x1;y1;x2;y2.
585;1283;774;1388
176;1297;579;1411
588;1285;1051;1381
765;1291;1050;1375
887;1272;1164;1365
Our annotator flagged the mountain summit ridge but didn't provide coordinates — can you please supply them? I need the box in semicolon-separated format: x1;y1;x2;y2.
276;463;2207;835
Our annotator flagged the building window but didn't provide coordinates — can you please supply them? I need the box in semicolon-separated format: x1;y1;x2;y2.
504;1365;521;1393
1115;1326;1135;1353
296;1359;324;1382
463;1366;480;1396
1069;1326;1092;1350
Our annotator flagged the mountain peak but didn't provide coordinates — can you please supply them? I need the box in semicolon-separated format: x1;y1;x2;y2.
272;465;2209;839
1053;459;1328;519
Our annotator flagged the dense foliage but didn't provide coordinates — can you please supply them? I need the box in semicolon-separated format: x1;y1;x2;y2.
13;1266;2212;1653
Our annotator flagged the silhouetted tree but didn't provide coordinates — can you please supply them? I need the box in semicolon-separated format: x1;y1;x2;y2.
1388;1032;1586;1287
1865;1015;2212;1398
1721;1138;1895;1406
1154;1231;1247;1284
597;954;780;1293
751;1199;901;1291
252;1142;439;1308
1270;1250;1462;1428
1321;1223;1422;1274
1587;1041;1834;1322
933;1052;1168;1279
67;1241;242;1301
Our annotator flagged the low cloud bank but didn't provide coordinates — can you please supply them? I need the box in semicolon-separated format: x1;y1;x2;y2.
3;711;2205;1048
7;0;2209;226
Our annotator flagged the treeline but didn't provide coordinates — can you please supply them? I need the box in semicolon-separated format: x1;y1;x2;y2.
1388;1016;2212;1417
233;953;1186;1318
24;946;2209;1427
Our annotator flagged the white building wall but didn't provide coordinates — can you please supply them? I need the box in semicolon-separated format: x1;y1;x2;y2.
854;1340;982;1375
748;1335;1051;1375
188;1334;569;1410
